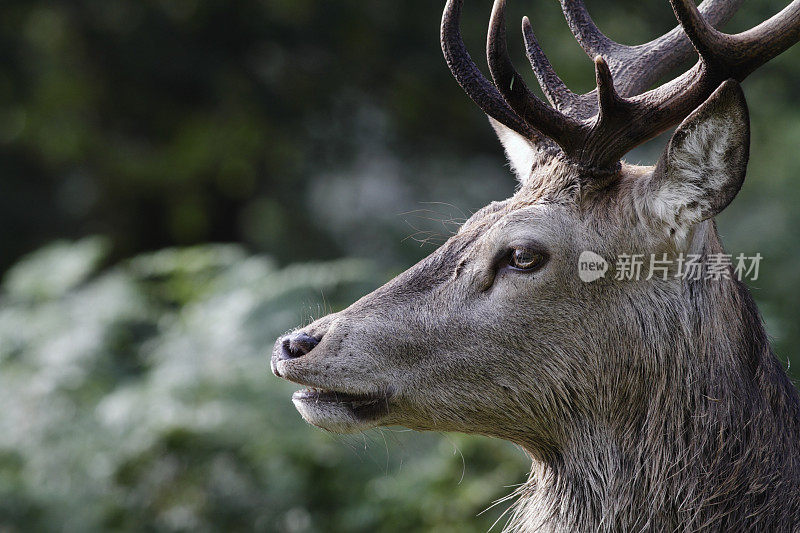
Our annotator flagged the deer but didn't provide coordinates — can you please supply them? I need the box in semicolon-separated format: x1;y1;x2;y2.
271;0;800;530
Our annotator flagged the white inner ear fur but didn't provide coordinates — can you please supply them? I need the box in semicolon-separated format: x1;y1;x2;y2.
489;117;539;184
644;118;734;243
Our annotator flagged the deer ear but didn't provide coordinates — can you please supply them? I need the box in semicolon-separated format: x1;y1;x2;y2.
489;118;539;183
643;80;750;233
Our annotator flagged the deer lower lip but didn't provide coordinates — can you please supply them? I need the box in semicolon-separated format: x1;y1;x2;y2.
292;387;390;420
289;387;391;432
293;388;382;406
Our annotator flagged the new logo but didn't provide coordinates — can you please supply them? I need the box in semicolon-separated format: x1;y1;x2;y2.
578;251;608;283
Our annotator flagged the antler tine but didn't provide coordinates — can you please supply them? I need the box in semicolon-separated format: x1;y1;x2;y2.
487;0;582;154
521;16;572;109
440;0;544;143
561;0;743;97
593;56;625;121
560;0;622;59
522;16;597;118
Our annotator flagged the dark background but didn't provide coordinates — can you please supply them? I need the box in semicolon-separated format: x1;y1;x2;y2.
1;0;798;531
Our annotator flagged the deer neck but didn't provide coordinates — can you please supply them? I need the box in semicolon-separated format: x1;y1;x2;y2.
507;223;800;532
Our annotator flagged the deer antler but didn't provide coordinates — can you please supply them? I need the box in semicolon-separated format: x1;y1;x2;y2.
560;0;744;98
442;0;800;170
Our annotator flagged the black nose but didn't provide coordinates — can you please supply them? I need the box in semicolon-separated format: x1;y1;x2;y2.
276;332;319;361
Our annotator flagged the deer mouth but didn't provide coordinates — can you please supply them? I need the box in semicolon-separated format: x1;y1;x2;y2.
291;387;390;433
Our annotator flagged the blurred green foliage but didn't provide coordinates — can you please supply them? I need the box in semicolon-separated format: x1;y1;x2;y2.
0;0;524;271
1;0;799;530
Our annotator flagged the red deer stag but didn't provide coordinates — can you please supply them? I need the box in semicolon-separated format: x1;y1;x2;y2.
271;0;800;530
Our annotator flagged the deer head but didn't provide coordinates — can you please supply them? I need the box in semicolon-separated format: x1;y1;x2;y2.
272;0;800;528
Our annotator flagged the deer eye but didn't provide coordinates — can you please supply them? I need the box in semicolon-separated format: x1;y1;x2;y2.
509;247;546;271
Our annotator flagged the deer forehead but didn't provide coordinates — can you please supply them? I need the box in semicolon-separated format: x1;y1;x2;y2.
456;162;660;251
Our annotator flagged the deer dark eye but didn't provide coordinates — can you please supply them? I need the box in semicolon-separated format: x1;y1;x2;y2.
509;247;546;271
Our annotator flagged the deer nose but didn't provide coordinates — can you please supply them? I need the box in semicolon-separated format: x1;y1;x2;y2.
277;332;319;361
